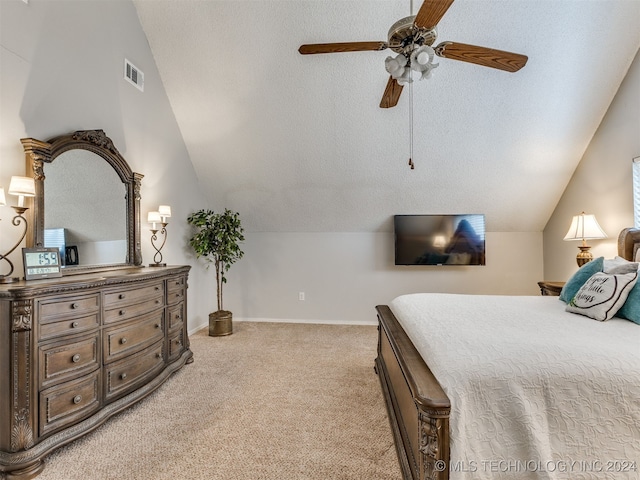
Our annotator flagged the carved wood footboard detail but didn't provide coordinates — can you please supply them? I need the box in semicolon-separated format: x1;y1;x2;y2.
419;411;450;480
376;305;451;480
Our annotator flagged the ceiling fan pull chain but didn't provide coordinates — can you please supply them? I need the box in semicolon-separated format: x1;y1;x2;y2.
409;83;415;169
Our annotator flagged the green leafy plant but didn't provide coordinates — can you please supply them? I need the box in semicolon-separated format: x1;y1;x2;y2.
187;209;244;313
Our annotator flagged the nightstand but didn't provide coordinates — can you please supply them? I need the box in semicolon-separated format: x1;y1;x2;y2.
537;281;565;296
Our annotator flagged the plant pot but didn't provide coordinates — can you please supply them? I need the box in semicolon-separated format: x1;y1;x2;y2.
209;310;233;336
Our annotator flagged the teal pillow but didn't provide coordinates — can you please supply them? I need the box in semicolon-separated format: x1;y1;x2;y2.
617;283;640;325
559;257;604;303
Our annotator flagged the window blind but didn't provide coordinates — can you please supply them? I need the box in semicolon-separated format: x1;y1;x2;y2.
633;157;640;228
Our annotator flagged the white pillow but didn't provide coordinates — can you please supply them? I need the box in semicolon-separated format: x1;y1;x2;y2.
603;256;637;273
605;259;639;274
566;271;638;321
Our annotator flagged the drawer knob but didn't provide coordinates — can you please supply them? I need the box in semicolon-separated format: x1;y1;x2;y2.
120;337;127;345
120;373;127;380
73;395;82;404
118;294;125;299
119;310;126;316
155;299;161;304
71;303;79;309
175;314;181;320
71;321;79;328
156;353;163;359
72;354;81;363
155;286;160;291
155;323;161;329
175;339;181;345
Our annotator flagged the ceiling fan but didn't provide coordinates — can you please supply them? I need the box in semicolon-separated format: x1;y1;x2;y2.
298;0;528;108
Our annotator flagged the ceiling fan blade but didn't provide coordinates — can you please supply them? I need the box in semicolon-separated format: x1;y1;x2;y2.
298;42;388;55
435;42;528;72
380;76;404;108
414;0;455;29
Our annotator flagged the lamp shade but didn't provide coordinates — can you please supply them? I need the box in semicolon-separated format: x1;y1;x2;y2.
8;176;35;197
0;187;5;206
563;212;607;241
148;211;162;223
158;205;172;218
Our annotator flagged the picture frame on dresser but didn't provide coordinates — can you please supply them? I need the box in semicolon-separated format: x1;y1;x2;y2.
0;130;193;480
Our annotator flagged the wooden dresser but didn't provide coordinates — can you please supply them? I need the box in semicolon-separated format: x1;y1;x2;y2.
0;266;192;479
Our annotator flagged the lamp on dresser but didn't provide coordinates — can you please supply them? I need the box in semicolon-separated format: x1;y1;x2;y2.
563;212;607;266
0;176;35;283
148;205;171;267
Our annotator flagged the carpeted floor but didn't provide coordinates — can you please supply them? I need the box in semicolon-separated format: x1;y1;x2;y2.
36;322;402;480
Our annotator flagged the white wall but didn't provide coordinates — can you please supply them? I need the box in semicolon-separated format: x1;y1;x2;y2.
0;0;545;331
223;231;543;326
0;0;214;332
543;49;640;281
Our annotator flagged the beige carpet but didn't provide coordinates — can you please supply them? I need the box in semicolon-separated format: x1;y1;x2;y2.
36;322;402;480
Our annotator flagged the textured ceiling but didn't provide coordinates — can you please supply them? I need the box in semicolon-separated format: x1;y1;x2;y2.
133;0;640;233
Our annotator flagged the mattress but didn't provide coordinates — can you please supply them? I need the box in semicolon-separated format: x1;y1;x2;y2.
389;293;640;480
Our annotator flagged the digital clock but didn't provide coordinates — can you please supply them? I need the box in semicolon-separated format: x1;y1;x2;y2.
22;247;63;280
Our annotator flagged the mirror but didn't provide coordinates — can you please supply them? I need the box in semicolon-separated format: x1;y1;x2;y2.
22;130;143;273
44;151;127;266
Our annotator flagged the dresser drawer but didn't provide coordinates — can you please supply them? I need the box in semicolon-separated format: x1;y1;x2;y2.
104;295;164;324
166;287;185;306
103;282;164;309
104;341;164;402
167;303;184;331
39;333;100;389
167;275;186;294
103;311;164;363
167;328;185;362
39;313;99;341
39;371;100;436
39;293;100;320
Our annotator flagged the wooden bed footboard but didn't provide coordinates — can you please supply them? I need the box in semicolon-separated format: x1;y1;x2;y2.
375;305;451;480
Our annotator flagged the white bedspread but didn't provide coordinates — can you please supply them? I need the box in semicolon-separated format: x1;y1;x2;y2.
389;294;640;480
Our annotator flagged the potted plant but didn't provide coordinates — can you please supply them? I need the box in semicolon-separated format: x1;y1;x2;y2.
187;208;244;336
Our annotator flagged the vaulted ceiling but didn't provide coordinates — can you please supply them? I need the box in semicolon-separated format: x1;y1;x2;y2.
133;0;639;233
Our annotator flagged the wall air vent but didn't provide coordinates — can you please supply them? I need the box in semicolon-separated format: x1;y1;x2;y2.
124;59;144;92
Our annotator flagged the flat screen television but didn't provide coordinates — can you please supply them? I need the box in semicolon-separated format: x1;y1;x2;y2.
394;214;486;266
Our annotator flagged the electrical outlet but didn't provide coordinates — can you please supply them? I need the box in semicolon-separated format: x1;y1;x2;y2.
298;292;305;301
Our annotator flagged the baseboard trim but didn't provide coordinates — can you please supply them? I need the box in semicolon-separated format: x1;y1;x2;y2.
235;317;378;326
189;316;376;335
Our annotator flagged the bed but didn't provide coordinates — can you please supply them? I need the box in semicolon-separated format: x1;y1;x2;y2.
375;227;640;480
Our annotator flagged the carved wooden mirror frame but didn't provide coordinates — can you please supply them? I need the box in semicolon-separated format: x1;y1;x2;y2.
21;129;143;272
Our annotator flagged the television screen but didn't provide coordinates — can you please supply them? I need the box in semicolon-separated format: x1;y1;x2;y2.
394;214;486;266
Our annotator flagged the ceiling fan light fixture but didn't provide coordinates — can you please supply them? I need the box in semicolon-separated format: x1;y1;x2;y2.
385;54;407;78
418;67;436;80
385;45;438;84
416;52;429;64
397;66;413;85
410;45;439;80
